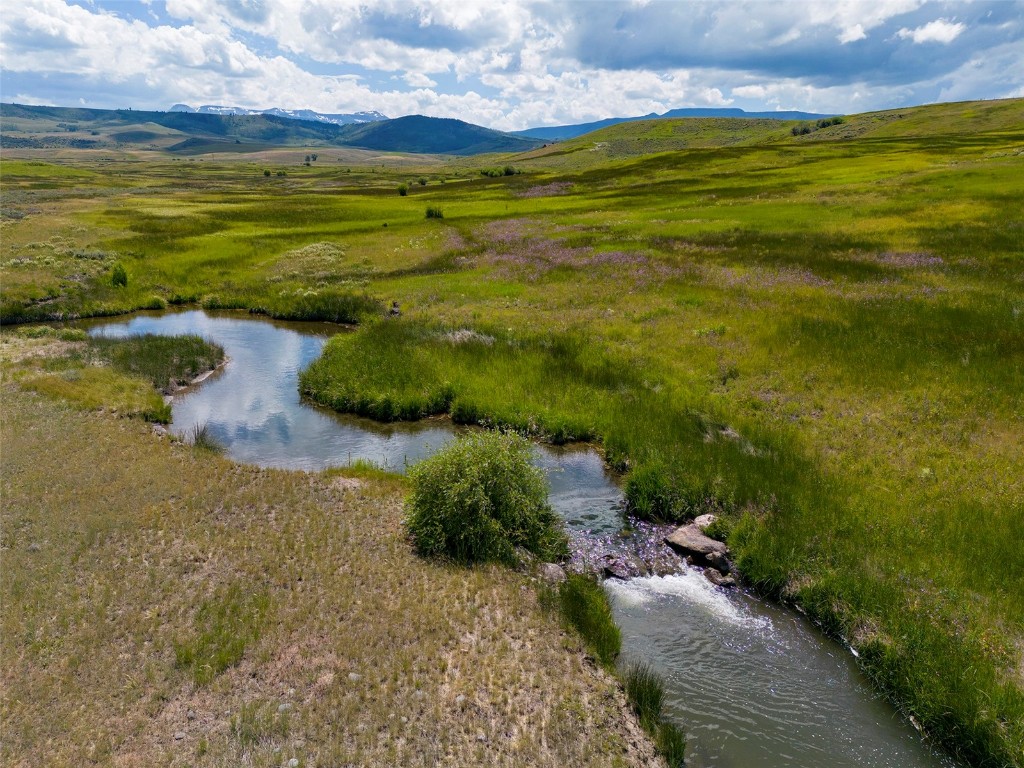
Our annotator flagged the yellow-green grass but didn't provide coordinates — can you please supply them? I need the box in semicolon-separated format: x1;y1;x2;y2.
1;329;225;423
0;385;663;767
2;97;1023;764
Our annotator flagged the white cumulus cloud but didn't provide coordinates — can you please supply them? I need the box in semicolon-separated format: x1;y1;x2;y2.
897;18;967;43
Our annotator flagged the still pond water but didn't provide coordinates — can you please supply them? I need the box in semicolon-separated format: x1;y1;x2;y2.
88;310;956;768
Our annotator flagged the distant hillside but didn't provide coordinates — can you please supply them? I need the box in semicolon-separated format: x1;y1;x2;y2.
335;115;541;155
0;104;542;156
513;98;1024;171
169;103;387;126
514;107;835;141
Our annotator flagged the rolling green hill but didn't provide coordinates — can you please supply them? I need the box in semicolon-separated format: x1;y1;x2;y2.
512;97;1024;171
335;115;540;155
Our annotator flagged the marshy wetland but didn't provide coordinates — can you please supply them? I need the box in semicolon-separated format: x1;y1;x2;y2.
2;98;1023;766
88;308;959;767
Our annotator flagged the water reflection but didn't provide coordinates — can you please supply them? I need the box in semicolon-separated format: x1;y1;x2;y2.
88;310;461;471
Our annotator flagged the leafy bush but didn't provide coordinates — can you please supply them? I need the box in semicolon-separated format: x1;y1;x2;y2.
418;177;427;186
110;263;128;287
425;206;444;219
398;183;409;196
479;166;520;178
557;574;621;668
405;430;568;565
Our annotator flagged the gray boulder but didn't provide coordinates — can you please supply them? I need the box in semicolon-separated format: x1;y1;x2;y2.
705;550;734;575
538;562;567;584
693;513;718;531
704;567;736;588
664;524;729;563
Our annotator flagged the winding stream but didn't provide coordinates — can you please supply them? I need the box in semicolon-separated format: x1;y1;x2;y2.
86;310;956;768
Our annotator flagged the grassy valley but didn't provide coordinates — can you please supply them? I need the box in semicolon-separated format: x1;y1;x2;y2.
2;97;1023;766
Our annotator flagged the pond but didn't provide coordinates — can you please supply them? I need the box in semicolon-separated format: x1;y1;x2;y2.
86;310;956;768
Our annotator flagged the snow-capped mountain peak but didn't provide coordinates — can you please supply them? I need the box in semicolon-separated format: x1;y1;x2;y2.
169;104;387;125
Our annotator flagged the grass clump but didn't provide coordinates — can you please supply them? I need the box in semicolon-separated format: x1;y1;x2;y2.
87;334;223;392
189;422;223;454
174;583;269;685
250;289;382;324
17;334;223;424
623;660;664;732
230;700;291;747
405;430;568;565
622;661;686;767
425;205;444;219
556;574;621;668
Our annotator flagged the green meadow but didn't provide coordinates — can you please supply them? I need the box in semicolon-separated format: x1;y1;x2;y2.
2;98;1022;765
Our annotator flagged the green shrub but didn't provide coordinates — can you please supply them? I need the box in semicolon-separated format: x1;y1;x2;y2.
425;206;444;219
263;169;271;177
110;263;128;287
398;183;409;196
557;574;621;668
418;177;427;186
405;430;568;565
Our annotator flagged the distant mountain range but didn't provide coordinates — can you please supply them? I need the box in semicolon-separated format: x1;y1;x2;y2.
0;103;542;155
169;104;387;126
514;107;836;141
1;102;836;156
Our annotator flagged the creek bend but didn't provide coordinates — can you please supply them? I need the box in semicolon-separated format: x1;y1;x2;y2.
86;310;955;768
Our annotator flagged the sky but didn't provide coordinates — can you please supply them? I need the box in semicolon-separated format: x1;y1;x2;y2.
2;0;1022;130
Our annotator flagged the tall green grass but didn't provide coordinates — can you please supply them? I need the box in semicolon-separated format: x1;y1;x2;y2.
555;574;621;669
622;661;686;768
87;334;223;391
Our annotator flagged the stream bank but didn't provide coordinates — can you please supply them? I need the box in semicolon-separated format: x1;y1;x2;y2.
83;309;957;768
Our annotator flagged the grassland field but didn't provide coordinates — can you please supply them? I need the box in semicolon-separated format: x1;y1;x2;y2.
2;98;1023;766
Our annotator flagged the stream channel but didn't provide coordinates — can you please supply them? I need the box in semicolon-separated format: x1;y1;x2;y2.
87;309;957;768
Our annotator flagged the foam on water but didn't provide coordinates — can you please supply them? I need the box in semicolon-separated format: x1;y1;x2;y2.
606;572;772;630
